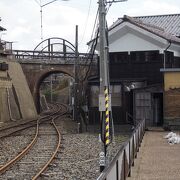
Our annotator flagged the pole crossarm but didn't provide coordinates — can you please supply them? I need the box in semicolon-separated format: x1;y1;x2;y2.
41;0;58;7
41;0;69;7
106;0;127;3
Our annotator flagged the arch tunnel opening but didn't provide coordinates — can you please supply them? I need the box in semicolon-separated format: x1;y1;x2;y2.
35;71;74;113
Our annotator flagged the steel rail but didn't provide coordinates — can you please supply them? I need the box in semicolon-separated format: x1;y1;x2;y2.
32;103;68;179
0;103;59;136
32;117;61;180
32;104;68;179
0;105;59;138
0;122;37;139
0;103;62;174
0;119;37;133
0;119;40;173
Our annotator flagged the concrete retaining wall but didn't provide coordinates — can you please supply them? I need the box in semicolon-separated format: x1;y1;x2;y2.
0;59;37;125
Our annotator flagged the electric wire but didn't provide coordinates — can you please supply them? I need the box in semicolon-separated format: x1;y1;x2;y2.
79;0;92;45
77;8;99;82
34;0;41;6
79;28;99;82
86;8;99;54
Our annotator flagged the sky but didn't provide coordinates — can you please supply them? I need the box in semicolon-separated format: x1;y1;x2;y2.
0;0;180;52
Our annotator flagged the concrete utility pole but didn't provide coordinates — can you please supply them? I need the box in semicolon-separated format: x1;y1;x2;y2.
98;0;127;172
98;0;110;172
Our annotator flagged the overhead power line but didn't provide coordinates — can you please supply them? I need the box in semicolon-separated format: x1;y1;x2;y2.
79;0;92;44
34;0;40;6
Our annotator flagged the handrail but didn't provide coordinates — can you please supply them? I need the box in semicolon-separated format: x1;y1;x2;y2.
126;112;138;127
97;118;146;180
126;112;133;123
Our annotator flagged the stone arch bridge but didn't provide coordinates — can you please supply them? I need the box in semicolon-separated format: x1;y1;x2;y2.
12;38;98;112
14;54;97;112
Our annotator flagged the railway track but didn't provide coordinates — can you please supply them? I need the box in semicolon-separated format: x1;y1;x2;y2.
0;103;61;138
0;120;38;139
0;103;130;179
0;103;68;179
0;105;53;139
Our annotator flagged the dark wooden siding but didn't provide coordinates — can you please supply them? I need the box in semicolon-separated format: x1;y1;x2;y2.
109;51;165;84
88;50;179;125
88;107;125;125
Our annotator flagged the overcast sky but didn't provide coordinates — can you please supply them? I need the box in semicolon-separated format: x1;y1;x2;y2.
0;0;180;52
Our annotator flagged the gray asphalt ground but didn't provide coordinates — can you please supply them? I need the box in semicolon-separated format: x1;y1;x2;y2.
127;128;180;180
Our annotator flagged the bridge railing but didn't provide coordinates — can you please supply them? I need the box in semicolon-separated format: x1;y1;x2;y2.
13;50;98;62
97;118;146;180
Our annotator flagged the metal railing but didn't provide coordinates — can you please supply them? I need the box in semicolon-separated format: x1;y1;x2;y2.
13;50;98;61
97;118;146;180
126;112;134;124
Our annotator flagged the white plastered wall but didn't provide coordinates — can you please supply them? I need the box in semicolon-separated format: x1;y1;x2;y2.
107;22;180;56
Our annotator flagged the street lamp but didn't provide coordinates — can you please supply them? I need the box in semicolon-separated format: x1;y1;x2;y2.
34;0;68;104
34;0;69;42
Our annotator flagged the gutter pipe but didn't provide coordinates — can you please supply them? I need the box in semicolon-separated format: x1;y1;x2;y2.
163;40;171;69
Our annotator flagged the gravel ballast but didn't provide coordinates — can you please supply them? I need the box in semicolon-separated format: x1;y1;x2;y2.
0;116;130;179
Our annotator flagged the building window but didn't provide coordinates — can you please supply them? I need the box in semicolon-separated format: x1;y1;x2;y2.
165;51;174;64
144;51;159;62
131;51;159;63
110;52;129;64
110;85;122;106
90;85;122;107
131;51;144;63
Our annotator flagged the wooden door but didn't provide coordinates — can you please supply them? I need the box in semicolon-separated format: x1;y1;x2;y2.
134;91;152;126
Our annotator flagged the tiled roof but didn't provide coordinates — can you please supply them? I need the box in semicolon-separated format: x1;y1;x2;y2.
136;14;180;37
0;25;6;31
110;14;180;44
110;14;180;37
